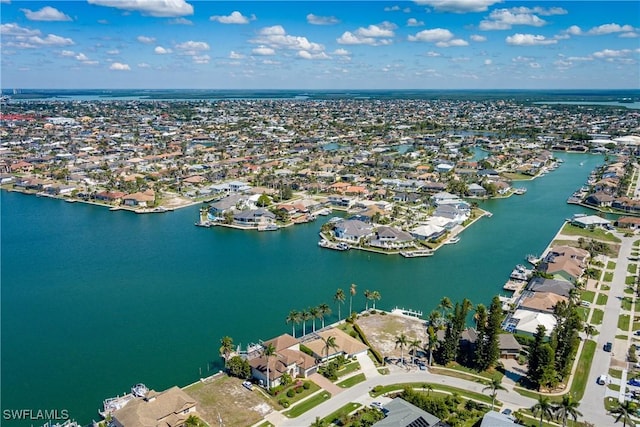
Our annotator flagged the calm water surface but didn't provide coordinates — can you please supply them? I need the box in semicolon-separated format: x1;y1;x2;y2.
1;152;603;425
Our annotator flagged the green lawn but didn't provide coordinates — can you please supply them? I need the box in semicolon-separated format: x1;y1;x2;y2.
337;361;361;378
337;373;366;388
626;276;637;285
321;402;362;425
581;290;596;303
623;298;633;311
607;261;617;270
570;339;596;400
609;369;623;379
596;293;608;305
619;314;631;331
560;223;621;243
592;309;604;325
283;391;332;418
604;272;614;282
370;382;497;405
629;264;638;274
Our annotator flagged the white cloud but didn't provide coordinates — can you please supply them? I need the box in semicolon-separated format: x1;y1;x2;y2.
75;53;98;65
87;0;193;18
137;62;151;68
252;46;276;56
137;35;156;44
21;6;71;21
253;26;325;51
414;0;501;13
507;6;567;16
484;59;492;65
408;28;454;43
336;22;396;46
512;56;534;62
479;9;546;31
229;51;245;59
357;23;396;38
407;18;424;27
505;33;557;46
593;48;632;58
436;38;468;47
170;17;193;25
192;55;210;64
154;46;172;54
175;40;210;55
384;5;401;12
588;23;636;35
565;25;582;36
298;50;330;60
306;14;339;25
529;62;541;68
425;51;441;57
60;50;75;57
106;49;120;55
210;11;252;24
109;62;131;70
620;32;639;38
333;48;350;56
470;34;487;42
1;23;41;36
11;34;75;48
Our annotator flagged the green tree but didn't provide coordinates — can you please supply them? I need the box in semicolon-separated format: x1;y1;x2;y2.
301;309;312;336
226;355;251;379
482;377;506;410
185;415;206;427
438;296;453;318
553;395;582;427
263;343;276;390
309;306;320;332
322;335;339;362
425;326;438;366
371;290;381;310
409;338;422;365
257;193;271;207
318;303;331;329
286;310;301;338
334;288;346;321
612;401;636;427
219;336;234;367
349;283;357;316
364;289;372;310
531;396;554;427
396;333;408;365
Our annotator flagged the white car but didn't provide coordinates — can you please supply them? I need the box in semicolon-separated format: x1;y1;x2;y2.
242;381;253;390
597;374;609;385
370;402;384;411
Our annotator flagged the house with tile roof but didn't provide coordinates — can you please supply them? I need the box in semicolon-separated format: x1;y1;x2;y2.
111;386;198;427
303;328;369;362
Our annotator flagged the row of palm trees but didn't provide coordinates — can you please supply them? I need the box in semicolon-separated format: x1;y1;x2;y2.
286;304;332;338
333;284;382;321
531;395;582;427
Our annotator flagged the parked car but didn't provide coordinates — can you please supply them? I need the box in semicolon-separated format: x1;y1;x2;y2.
597;375;609;385
370;402;384;410
501;408;513;416
628;378;640;387
242;381;253;390
604;342;613;352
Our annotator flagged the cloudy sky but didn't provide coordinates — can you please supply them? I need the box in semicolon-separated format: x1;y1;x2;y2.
1;0;639;89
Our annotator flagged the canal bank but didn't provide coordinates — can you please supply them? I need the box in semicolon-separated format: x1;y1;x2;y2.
1;152;605;425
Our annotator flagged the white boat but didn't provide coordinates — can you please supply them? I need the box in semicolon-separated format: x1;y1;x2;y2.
513;188;527;195
316;208;331;216
444;236;460;244
131;383;148;397
400;249;434;258
318;240;350;251
258;223;279;231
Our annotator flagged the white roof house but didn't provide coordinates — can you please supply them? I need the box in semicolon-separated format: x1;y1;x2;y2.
511;309;556;336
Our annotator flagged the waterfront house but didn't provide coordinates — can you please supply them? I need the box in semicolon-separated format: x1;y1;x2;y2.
585;192;614;208
538;245;589;283
248;334;317;389
467;183;487;197
498;334;523;360
410;223;446;242
110;386;198;427
303;329;369;362
518;292;568;314
123;189;155;207
208;194;248;218
433;204;469;225
233;208;276;227
431;192;461;206
526;277;574;298
509;309;556;337
334;219;373;243
616;216;640;230
612;197;640;214
371;398;443;427
369;226;415;249
328;195;356;208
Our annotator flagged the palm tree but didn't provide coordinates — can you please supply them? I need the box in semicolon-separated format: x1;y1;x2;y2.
438;296;452;318
364;290;372;310
482;377;506;410
584;324;596;340
531;396;554;427
322;335;339;362
612;400;636;427
286;310;300;338
554;395;582;427
301;309;312;336
318;303;331;329
409;338;422;365
428;310;442;328
262;343;276;391
310;416;326;427
334;288;346;321
395;333;408;365
349;283;357;316
425;327;438;366
371;290;381;310
309;306;320;332
219;336;234;367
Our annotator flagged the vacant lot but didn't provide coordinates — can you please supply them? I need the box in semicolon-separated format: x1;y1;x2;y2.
356;312;428;359
184;374;274;427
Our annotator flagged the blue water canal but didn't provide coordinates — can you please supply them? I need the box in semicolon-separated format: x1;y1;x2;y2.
1;151;603;425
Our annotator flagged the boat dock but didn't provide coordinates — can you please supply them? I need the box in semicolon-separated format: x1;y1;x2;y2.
391;307;423;319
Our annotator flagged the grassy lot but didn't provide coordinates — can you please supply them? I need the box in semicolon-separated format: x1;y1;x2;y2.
609;369;623;379
369;382;497;405
602;284;611;291
514;388;562;403
283;391;332;418
378;367;390;375
625;286;635;294
596;293;608;305
581;290;596;303
608;383;621;392
184;375;274;427
626;276;637;285
603;272;614;282
592;309;604;325
430;363;502;383
570;339;596;401
623;298;634;310
560;223;622;243
616;334;628;340
608;261;617;270
629;263;638;274
619;314;631;331
321;402;362;425
337;361;361;378
337;373;366;388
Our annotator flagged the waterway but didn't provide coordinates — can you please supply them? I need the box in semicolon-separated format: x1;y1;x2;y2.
1;152;604;425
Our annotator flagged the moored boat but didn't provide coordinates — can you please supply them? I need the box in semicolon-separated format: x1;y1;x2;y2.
400;249;434;258
258;223;279;231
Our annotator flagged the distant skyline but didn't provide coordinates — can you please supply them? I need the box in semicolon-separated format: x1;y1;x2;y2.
1;0;639;90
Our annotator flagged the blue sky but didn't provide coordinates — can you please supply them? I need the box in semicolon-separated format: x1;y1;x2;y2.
1;0;639;89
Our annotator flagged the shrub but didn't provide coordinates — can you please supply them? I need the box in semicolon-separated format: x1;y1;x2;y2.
353;323;384;364
372;385;383;393
278;398;289;408
295;386;303;394
303;381;310;390
286;388;295;398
